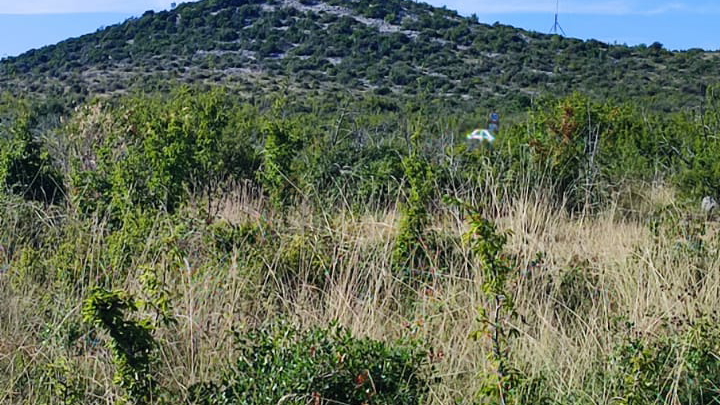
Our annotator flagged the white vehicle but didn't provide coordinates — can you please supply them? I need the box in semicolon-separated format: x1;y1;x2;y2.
466;129;495;143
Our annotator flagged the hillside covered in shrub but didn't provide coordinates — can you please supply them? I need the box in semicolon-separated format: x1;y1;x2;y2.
1;0;719;112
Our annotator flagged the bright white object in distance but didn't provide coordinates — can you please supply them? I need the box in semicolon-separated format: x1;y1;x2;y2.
467;129;495;143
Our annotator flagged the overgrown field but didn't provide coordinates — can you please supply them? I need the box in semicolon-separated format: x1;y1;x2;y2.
2;87;720;404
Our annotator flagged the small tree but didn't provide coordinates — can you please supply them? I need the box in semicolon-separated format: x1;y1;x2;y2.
393;123;434;272
83;288;158;404
0;105;64;204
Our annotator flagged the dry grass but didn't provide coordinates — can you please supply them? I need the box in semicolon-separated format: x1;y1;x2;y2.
2;180;719;404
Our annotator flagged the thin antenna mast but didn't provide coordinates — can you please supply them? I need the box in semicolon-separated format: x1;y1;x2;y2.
550;0;566;35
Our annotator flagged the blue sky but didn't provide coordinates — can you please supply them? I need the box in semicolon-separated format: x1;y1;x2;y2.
0;0;718;58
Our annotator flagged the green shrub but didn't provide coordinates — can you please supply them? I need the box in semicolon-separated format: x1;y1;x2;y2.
499;93;677;212
82;287;158;404
611;317;720;404
393;124;434;272
675;84;720;199
0;105;64;205
258;117;303;209
354;145;404;205
461;201;520;402
69;87;259;215
455;199;551;404
205;219;261;254
190;322;431;405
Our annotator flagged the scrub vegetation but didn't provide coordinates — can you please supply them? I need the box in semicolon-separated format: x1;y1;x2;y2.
3;86;720;404
2;0;720;404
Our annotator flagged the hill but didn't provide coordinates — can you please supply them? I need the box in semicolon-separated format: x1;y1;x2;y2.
1;0;719;111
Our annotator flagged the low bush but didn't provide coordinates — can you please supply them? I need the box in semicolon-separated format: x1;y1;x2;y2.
0;105;64;205
611;316;720;404
190;322;432;405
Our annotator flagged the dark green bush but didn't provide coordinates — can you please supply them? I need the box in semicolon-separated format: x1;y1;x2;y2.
675;84;720;199
69;87;259;215
83;287;158;404
190;322;431;405
0;105;64;205
205;219;261;254
497;93;681;211
393;124;434;272
258;117;303;209
611;317;720;404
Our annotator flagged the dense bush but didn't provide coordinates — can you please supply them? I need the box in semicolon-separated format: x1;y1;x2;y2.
0;102;64;205
83;287;159;404
3;84;714;219
68;87;260;215
611;317;720;404
258;116;303;208
496;93;690;211
190;323;431;405
675;84;720;198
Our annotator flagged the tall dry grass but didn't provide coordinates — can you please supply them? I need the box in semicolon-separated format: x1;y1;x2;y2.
1;178;719;404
